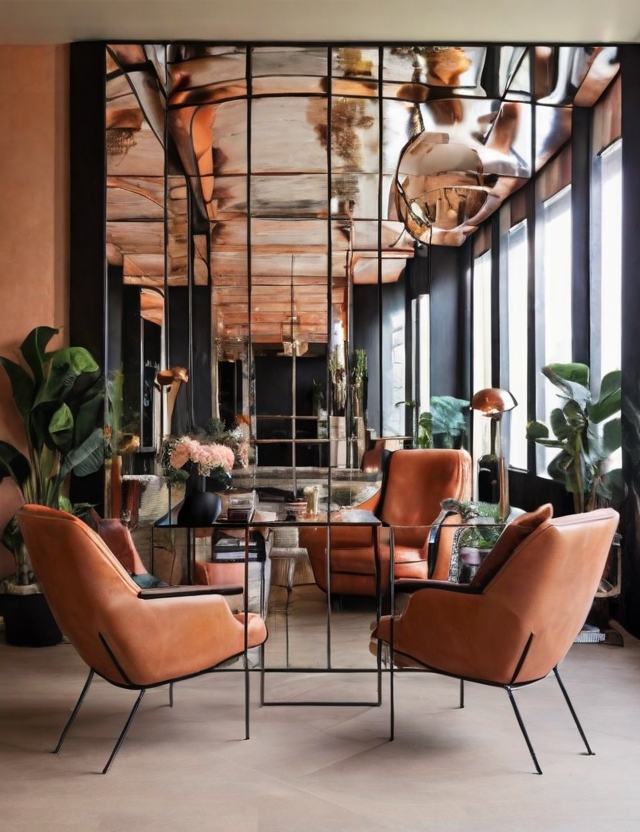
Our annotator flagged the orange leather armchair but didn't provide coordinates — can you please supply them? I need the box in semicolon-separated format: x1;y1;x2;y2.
300;448;472;599
373;506;620;774
17;504;268;773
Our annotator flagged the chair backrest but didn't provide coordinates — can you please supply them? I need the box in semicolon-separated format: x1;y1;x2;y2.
484;507;619;684
377;449;472;527
17;505;142;684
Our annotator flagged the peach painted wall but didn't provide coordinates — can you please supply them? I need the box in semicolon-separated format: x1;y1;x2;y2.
0;45;70;577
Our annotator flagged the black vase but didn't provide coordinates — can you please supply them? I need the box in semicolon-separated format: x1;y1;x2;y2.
2;592;63;648
177;475;222;526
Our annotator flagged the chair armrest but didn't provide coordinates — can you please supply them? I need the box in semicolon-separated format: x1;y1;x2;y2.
139;584;243;599
394;577;482;595
425;509;462;578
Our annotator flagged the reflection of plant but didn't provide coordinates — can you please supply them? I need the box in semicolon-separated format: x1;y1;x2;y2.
442;498;502;550
329;346;347;415
418;396;470;449
105;368;123;457
311;379;325;413
0;326;104;584
396;399;418;446
526;363;623;513
351;349;367;417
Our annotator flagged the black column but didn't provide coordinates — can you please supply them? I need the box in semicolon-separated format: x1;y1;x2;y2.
69;42;106;510
619;46;640;637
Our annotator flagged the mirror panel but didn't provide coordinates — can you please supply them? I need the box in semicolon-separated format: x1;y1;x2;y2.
104;40;620;671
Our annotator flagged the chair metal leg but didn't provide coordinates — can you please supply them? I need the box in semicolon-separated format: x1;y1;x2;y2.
169;682;174;708
553;666;595;756
53;669;95;755
505;686;542;774
243;642;250;740
284;585;292;668
102;689;146;774
459;679;465;709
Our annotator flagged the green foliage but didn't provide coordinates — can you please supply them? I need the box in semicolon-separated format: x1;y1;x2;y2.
441;498;502;550
526;362;623;513
418;396;470;449
0;327;105;584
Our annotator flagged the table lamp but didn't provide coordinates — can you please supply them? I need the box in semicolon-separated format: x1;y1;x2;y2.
471;388;517;521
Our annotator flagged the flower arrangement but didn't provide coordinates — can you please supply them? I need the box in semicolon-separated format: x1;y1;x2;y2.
169;436;235;478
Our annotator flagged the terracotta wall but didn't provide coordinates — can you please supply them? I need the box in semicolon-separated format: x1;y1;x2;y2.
0;45;70;577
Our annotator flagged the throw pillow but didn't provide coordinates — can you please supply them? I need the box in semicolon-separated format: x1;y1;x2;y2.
470;503;553;589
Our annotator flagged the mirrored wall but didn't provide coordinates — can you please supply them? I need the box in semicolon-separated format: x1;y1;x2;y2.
102;43;620;668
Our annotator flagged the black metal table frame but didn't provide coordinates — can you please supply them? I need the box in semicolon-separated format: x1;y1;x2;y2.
153;511;386;708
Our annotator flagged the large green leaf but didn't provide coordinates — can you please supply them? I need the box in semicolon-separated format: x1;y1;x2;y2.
549;407;574;441
430;396;469;437
20;326;58;388
563;399;587;430
544;362;590;387
0;441;31;487
588;370;622;423
60;427;105;479
73;378;105;447
543;364;591;410
36;347;100;406
48;403;74;452
526;420;549;440
602;417;622;457
0;356;34;422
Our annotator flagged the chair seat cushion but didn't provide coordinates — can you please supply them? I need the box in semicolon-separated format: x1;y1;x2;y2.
329;544;427;578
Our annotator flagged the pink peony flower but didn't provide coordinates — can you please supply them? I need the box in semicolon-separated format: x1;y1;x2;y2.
169;436;235;476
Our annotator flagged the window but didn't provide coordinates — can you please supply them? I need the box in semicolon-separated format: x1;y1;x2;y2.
536;185;572;474
506;220;528;470
472;249;492;485
591;139;622;388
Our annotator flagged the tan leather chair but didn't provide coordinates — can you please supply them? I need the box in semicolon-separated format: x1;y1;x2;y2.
373;506;620;774
17;504;268;773
300;448;472;599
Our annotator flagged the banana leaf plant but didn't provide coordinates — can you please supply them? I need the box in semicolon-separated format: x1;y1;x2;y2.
526;363;623;514
0;326;105;584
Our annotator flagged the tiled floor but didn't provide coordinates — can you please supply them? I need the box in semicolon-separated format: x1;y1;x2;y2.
2;601;640;831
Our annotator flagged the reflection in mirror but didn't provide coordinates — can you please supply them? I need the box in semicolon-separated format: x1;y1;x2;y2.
103;42;620;670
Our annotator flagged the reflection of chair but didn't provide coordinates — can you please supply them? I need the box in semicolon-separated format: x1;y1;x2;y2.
300;449;472;599
17;505;268;773
373;507;619;774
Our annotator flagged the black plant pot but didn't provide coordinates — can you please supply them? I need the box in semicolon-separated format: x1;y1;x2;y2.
2;592;63;647
177;489;222;527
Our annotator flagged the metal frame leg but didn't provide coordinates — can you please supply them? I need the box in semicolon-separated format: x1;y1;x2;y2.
102;689;146;774
459;679;465;709
169;682;174;708
553;666;595;756
284;584;292;668
505;686;542;775
53;669;95;755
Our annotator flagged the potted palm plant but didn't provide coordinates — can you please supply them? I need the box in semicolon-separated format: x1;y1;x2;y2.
525;363;623;513
0;326;105;646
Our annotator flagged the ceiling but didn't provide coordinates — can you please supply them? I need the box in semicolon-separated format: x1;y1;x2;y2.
1;0;640;45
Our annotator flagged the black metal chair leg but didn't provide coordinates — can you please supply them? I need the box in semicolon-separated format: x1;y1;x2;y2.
553;666;595;756
102;689;146;774
169;682;174;708
459;679;465;709
53;669;95;755
505;686;543;774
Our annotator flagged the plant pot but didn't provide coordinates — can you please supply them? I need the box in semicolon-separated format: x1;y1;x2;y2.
2;588;62;647
177;476;222;526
